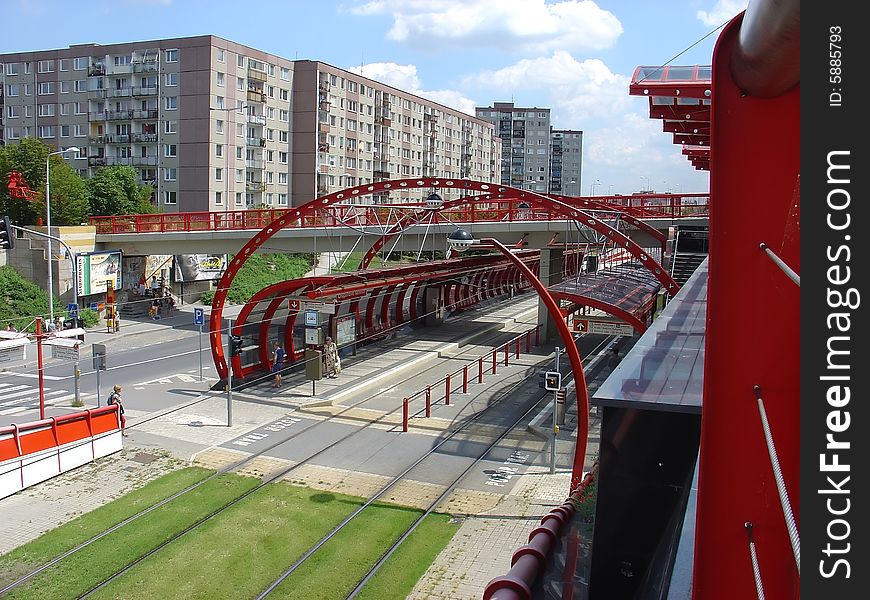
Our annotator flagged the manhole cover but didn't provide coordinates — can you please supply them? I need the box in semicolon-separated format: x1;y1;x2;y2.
131;452;159;465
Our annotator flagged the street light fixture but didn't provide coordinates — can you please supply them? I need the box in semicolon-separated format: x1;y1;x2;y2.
640;175;650;191
447;228;589;487
590;179;601;196
46;146;80;323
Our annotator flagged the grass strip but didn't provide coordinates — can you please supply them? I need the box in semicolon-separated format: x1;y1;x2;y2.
2;471;257;600
353;513;461;600
0;466;211;588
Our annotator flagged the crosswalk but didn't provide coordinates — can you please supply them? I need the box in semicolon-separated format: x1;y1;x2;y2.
134;373;217;388
0;382;76;416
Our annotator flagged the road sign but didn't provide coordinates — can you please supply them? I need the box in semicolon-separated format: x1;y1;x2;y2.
304;310;319;327
305;327;323;345
92;343;107;370
288;297;336;314
89;302;99;311
193;307;205;326
587;321;635;336
52;344;80;361
573;318;588;333
67;303;78;317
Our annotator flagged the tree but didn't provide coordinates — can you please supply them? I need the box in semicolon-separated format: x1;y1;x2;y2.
0;137;90;226
87;165;156;216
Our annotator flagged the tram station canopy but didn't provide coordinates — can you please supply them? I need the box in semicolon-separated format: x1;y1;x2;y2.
629;65;712;171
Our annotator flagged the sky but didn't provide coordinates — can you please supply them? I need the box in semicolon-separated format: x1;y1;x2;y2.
2;0;749;196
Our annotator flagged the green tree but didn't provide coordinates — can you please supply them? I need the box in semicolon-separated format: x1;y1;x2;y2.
0;137;90;225
87;165;156;216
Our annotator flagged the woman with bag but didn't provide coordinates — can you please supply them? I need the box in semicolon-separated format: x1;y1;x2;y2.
323;337;340;378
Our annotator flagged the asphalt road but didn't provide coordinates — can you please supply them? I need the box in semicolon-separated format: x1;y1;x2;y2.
0;331;215;425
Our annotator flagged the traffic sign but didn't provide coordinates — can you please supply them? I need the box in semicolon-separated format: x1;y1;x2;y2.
193;307;205;326
67;303;78;317
573;318;588;333
304;310;319;327
89;302;99;311
288;297;335;314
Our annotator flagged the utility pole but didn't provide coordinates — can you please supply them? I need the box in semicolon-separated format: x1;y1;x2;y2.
225;317;234;427
551;346;561;474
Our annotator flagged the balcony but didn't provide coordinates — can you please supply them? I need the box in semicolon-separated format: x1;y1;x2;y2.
132;133;159;143
132;62;158;73
319;100;330;110
106;157;132;166
318;81;330;92
106;110;134;121
246;114;266;126
88;89;107;99
318;122;330;133
375;116;392;127
133;109;160;120
88;157;107;166
373;169;390;179
107;64;133;75
245;159;264;169
247;68;267;82
110;88;133;98
132;156;158;166
88;65;106;77
246;182;265;192
318;143;329;152
133;87;158;97
246;90;266;103
246;137;266;147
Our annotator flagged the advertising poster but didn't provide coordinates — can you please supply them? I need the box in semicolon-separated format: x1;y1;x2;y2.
76;251;122;296
335;314;356;348
174;254;227;282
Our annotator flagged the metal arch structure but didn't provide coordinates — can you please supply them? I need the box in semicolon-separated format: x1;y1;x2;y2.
209;178;679;379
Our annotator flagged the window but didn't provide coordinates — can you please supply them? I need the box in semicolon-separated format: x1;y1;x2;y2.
60;125;70;137
266;172;273;184
164;72;177;86
164;167;177;180
74;124;85;137
164;120;177;134
59;59;69;72
23;105;32;118
59;81;71;94
215;95;224;109
280;88;288;101
23;83;32;96
278;172;288;184
6;84;19;97
6;106;18;118
113;55;131;66
268;64;275;76
74;57;87;70
38;82;55;95
236;169;243;182
38;60;54;73
267;150;274;162
215;167;223;181
236;192;243;205
268;85;275;98
237;54;245;67
279;131;288;142
267;107;275;119
38;103;55;117
280;67;289;80
236;146;243;158
5;63;18;76
24;62;31;74
236;123;244;137
165;49;178;62
279;109;289;121
215;144;223;157
6;127;20;139
164;144;177;157
215;191;223;205
237;77;244;91
216;119;224;133
279;151;288;164
38;125;54;138
217;48;225;62
278;193;287;205
60;103;70;115
164;190;177;204
74;79;87;92
74;101;85;114
165;96;178;110
216;72;224;86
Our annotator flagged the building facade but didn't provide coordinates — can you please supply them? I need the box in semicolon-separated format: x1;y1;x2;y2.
1;36;499;212
550;129;583;197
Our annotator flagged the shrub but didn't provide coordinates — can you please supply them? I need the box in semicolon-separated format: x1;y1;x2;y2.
78;307;100;328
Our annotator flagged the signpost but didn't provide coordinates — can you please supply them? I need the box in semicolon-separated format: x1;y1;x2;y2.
67;303;78;318
92;343;107;407
573;317;635;337
194;308;205;381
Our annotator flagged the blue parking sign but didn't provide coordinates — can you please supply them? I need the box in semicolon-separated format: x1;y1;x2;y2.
67;303;78;317
193;307;204;326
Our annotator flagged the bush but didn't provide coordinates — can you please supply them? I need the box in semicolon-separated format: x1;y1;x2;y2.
0;265;58;332
78;307;100;328
199;290;215;305
214;253;313;305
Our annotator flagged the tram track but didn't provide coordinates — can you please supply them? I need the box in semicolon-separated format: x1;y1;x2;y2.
0;303;547;597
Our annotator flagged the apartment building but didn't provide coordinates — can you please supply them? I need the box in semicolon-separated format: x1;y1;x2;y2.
550;129;583;196
1;36;500;212
475;102;584;197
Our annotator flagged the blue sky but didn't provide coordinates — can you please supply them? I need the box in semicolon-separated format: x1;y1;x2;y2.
3;0;748;195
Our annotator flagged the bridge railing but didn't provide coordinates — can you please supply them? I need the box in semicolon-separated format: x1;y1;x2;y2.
89;194;709;234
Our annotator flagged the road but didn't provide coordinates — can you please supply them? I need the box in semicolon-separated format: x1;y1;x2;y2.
0;330;215;426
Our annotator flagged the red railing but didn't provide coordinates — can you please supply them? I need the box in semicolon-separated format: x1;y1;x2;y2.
89;194;709;234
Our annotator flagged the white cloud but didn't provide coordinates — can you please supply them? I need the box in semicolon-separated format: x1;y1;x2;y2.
348;0;622;53
696;0;747;27
350;62;477;115
464;51;631;119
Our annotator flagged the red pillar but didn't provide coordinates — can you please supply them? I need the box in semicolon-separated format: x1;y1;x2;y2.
402;398;408;432
36;317;45;420
445;374;451;406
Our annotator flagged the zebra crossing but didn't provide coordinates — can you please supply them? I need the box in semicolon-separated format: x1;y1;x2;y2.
0;381;75;416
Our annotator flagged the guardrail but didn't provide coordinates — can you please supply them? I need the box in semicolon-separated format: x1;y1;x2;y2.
90;194;709;234
400;325;542;432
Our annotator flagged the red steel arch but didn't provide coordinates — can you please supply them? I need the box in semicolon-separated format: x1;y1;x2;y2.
210;178;678;379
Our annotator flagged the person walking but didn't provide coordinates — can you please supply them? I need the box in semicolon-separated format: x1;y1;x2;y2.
323;336;340;378
271;340;285;388
108;384;128;436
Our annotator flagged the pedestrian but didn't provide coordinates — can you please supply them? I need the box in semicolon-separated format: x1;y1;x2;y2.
271;340;285;388
607;347;621;370
323;336;340;378
107;384;128;436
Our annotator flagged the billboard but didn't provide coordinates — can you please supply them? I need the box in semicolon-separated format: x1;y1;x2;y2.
174;254;227;282
77;251;122;296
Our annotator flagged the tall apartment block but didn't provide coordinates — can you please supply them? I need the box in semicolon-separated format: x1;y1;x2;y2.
549;129;583;196
475;102;583;197
1;35;499;212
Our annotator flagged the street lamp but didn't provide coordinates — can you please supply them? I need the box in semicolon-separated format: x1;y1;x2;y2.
589;179;601;196
447;229;589;488
46;146;80;323
640;175;650;191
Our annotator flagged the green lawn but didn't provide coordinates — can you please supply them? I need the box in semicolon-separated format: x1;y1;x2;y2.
2;469;460;600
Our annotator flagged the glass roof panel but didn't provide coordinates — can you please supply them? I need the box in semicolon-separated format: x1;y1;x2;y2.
665;66;697;81
636;66;664;81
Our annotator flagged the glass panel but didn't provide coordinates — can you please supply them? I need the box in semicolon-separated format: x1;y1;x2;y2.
636;66;664;81
652;96;675;105
697;66;712;80
676;98;701;106
665;66;696;81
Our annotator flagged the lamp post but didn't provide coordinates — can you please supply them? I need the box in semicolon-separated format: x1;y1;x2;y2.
448;229;590;490
589;179;601;196
640;175;649;191
45;147;80;323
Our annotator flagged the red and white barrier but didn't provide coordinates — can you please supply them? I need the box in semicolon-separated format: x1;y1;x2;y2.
0;406;123;500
